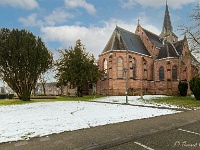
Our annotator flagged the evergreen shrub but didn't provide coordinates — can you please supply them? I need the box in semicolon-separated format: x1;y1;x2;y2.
0;94;14;99
178;81;188;96
189;77;200;100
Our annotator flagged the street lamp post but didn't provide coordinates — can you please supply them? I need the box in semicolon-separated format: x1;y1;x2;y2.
123;68;128;104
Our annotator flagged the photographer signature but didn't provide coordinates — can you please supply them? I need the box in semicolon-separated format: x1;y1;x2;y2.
174;141;200;147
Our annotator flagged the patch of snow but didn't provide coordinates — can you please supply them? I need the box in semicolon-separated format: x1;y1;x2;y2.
94;95;188;110
0;96;181;143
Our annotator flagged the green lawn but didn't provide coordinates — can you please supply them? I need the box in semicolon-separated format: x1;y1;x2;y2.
151;96;200;109
0;95;105;106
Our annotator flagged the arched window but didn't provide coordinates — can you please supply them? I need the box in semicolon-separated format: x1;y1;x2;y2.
117;57;123;78
103;59;107;79
172;65;177;80
132;59;136;79
159;66;164;81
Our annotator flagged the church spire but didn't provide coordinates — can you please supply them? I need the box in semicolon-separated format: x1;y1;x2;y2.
159;2;178;42
162;2;173;35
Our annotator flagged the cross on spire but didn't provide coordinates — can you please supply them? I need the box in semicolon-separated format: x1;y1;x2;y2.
115;19;118;27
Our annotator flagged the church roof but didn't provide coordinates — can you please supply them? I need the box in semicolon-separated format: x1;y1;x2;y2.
142;28;163;48
102;26;151;56
156;41;179;59
173;40;184;55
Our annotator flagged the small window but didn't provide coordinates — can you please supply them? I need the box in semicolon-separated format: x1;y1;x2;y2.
159;66;164;81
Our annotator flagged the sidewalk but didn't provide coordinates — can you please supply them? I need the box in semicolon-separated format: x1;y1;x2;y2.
1;109;200;150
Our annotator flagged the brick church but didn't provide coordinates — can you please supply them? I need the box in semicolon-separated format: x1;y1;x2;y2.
97;3;199;96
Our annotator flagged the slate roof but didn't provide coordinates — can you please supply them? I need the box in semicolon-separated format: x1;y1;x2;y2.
173;40;184;55
142;28;163;48
102;26;151;56
156;41;179;59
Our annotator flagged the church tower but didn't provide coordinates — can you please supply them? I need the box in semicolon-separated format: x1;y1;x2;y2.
159;2;178;42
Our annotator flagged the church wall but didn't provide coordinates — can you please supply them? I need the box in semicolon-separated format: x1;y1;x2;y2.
178;40;197;95
155;58;179;81
191;66;199;77
97;47;195;96
154;81;179;95
154;58;180;95
97;50;156;95
179;40;192;82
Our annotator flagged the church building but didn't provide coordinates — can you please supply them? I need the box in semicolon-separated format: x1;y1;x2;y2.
97;3;199;96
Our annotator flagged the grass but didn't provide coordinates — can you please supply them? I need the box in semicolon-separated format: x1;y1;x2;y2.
55;95;105;101
0;95;105;106
151;96;200;108
1;95;200;109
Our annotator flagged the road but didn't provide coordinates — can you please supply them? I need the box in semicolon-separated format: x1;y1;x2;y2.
106;121;200;150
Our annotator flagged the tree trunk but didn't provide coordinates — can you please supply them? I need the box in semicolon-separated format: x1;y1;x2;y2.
18;90;31;101
77;87;79;97
60;86;64;95
33;88;36;96
42;83;46;95
77;86;83;97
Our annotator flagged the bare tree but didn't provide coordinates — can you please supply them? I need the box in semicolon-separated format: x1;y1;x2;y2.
180;2;200;58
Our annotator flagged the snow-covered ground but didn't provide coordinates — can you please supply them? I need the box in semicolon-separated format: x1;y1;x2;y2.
93;95;186;109
0;95;182;143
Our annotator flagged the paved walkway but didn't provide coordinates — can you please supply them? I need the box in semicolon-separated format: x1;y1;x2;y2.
91;100;188;111
1;109;200;150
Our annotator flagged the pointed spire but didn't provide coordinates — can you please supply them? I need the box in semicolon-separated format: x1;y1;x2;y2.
159;2;178;42
162;2;173;35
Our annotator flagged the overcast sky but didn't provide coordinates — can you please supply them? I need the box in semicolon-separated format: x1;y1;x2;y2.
0;0;197;60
